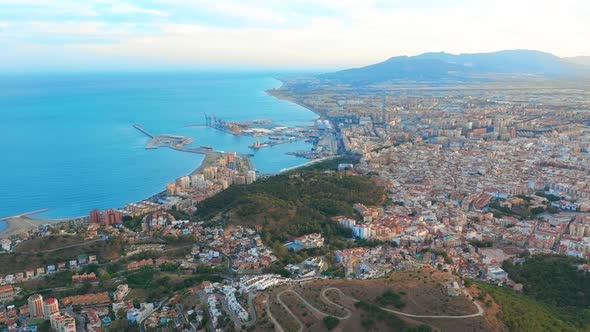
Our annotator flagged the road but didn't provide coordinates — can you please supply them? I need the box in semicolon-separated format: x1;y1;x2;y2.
322;287;484;319
264;294;284;332
246;292;258;327
139;298;168;332
270;286;485;332
275;287;304;332
35;238;104;254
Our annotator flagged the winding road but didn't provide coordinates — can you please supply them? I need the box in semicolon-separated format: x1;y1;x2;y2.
265;294;285;332
322;287;484;319
270;285;484;331
276;287;304;332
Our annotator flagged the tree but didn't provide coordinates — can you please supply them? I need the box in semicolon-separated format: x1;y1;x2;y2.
323;316;340;330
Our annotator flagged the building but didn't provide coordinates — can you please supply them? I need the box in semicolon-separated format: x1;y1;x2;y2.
177;176;191;189
90;209;124;225
113;284;130;302
103;209;122;225
50;312;77;332
43;298;59;319
294;233;324;250
28;294;44;318
126;303;154;324
246;170;257;184
72;272;98;283
127;259;154;271
89;209;101;224
0;286;14;303
487;266;508;281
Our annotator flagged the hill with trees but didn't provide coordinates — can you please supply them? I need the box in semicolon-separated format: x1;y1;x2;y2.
502;254;590;310
478;283;585;332
497;254;590;330
195;158;386;246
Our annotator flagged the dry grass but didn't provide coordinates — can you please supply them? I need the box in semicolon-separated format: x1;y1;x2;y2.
265;269;499;332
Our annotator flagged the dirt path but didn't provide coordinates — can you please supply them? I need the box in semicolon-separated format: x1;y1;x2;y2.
271;285;484;332
265;294;285;332
323;287;484;319
276;288;304;332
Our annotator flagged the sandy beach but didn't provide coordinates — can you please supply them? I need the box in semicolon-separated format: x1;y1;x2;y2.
0;216;53;239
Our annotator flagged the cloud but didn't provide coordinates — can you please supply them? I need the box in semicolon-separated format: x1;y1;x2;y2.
109;3;169;17
0;0;589;70
205;1;286;24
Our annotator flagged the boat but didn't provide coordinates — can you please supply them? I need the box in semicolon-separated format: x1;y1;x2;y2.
200;145;213;150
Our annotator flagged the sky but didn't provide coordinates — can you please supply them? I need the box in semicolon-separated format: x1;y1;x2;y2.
0;0;589;71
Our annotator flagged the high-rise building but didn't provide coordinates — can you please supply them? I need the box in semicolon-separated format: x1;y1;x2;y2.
28;294;44;318
166;183;177;195
103;209;121;225
177;176;191;189
43;297;59;319
246;170;256;184
89;209;101;224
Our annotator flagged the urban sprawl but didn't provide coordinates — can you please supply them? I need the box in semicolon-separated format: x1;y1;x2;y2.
1;81;590;331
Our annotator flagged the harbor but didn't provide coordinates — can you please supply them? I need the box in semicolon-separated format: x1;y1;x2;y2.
133;124;214;155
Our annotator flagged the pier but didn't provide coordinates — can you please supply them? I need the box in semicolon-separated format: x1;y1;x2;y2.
0;208;49;221
248;137;303;150
133;124;154;138
133;124;212;155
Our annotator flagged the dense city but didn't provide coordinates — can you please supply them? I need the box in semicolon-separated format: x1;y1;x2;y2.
1;80;590;332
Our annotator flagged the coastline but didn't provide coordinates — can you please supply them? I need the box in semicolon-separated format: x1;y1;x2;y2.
265;78;326;120
0;217;57;239
0;76;319;236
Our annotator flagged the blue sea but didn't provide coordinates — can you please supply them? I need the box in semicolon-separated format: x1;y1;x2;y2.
0;72;318;224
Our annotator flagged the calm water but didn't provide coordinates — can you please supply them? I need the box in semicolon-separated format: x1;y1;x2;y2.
0;72;318;222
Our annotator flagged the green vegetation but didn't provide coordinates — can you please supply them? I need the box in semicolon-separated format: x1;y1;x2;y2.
502;255;590;309
421;248;453;264
196;160;386;246
479;283;587;332
535;191;561;202
122;215;142;231
468;240;493;248
0;235;124;275
463;278;473;288
125;265;221;301
322;316;340;330
375;289;405;308
354;301;431;332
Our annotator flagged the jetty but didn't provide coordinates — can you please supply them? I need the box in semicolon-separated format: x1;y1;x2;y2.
133;124;212;155
0;208;49;221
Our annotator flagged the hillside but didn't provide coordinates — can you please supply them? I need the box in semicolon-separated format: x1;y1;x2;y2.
195;159;386;244
477;283;585;332
321;50;589;84
501;254;590;329
254;269;501;332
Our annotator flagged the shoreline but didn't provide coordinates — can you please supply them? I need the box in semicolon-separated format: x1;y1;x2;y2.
1;77;322;236
0;217;62;239
266;86;326;121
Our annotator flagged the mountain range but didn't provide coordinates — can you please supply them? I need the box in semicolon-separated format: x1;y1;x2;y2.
321;50;590;84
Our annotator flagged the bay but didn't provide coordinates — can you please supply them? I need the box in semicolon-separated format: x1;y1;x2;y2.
0;72;317;220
